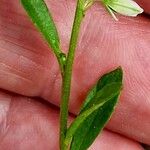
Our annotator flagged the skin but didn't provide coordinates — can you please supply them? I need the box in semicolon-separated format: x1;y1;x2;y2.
0;0;150;149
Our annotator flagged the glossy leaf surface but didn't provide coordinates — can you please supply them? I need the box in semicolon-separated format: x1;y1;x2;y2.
21;0;61;53
66;67;123;150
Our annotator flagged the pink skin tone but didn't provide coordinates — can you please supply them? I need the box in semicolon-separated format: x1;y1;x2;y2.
135;0;150;14
0;0;150;149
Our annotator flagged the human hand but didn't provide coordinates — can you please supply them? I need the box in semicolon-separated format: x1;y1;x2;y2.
0;0;150;149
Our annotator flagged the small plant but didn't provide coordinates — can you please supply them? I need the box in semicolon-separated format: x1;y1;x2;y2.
21;0;143;149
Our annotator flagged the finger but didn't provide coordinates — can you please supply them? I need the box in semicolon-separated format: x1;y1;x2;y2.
1;0;150;145
0;0;59;96
135;0;150;14
0;91;144;150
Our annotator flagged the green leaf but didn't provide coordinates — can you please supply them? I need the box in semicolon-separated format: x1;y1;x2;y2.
21;0;61;54
81;67;123;112
65;67;123;150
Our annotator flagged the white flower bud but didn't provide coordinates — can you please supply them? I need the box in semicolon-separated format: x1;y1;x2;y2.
102;0;144;20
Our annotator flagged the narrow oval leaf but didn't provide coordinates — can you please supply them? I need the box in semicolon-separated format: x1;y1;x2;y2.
81;67;123;112
66;67;123;150
21;0;61;53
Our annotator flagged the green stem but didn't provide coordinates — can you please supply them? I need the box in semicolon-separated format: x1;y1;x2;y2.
60;1;84;149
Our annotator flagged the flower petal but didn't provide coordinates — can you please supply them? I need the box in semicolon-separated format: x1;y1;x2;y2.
106;0;143;16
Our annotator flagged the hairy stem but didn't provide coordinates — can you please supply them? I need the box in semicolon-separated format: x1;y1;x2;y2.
60;0;84;149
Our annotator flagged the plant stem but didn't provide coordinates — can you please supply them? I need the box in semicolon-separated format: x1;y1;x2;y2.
60;1;84;149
